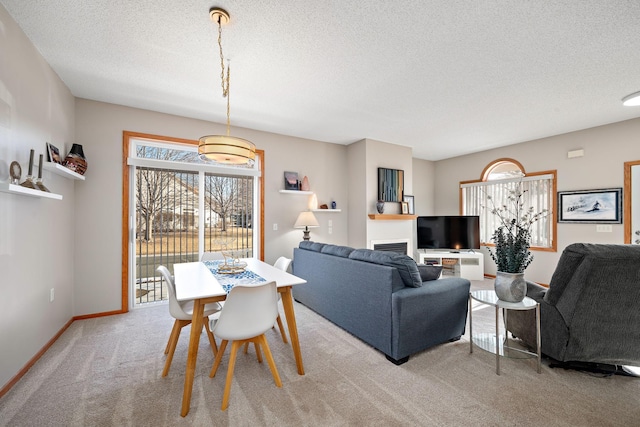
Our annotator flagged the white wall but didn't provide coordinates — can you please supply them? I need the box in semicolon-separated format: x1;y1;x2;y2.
434;118;640;284
74;99;350;315
0;5;76;389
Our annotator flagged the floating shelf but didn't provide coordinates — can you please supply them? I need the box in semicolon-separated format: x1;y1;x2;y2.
279;190;313;195
42;162;85;180
368;214;417;220
311;209;342;213
0;183;63;200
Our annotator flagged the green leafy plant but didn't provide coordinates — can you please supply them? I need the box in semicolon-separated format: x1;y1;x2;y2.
486;184;548;273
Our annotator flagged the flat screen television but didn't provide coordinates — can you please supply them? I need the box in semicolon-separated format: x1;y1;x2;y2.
417;216;480;251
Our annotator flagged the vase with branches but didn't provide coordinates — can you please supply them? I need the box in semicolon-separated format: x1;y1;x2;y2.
486;182;548;301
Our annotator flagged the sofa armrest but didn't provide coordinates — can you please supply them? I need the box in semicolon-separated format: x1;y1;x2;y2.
391;277;470;359
525;280;547;302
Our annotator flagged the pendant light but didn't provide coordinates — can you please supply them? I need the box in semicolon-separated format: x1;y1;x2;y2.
199;8;256;166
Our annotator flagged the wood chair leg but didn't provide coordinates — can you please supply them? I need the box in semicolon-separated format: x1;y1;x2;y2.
210;340;228;378
243;342;250;354
258;334;282;387
164;321;180;355
163;319;189;377
275;314;288;344
221;341;242;411
204;317;218;356
253;339;263;363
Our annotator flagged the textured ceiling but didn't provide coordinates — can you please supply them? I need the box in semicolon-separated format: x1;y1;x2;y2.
3;0;640;160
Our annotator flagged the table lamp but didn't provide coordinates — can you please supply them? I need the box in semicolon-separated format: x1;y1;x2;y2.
294;211;319;241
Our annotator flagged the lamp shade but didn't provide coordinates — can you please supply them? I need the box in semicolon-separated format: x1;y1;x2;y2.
294;211;319;229
198;135;256;165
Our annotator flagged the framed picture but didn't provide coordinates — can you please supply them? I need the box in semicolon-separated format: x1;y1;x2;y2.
403;195;415;215
557;188;622;223
400;201;409;214
46;142;62;164
378;167;404;202
283;171;298;190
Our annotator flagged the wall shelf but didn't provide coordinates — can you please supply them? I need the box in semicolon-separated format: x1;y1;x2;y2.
279;190;313;195
368;214;417;220
42;162;85;180
0;183;63;200
311;209;342;213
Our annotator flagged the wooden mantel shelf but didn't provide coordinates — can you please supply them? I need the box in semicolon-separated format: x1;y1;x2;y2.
368;214;417;220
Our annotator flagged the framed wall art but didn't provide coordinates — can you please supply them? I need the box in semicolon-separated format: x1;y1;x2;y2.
403;195;415;215
400;201;409;214
283;171;299;190
46;143;62;164
557;188;622;223
378;167;404;202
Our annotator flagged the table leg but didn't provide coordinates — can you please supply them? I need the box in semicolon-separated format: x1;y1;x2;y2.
280;287;305;375
536;303;541;374
181;299;204;417
469;293;473;354
495;305;500;375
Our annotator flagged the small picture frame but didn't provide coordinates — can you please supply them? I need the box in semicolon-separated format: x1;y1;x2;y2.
403;195;415;215
400;201;409;214
46;143;62;164
284;171;299;190
557;188;622;223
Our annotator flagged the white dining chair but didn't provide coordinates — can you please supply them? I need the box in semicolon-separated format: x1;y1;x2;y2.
273;256;292;344
242;256;291;356
156;265;222;377
209;281;282;410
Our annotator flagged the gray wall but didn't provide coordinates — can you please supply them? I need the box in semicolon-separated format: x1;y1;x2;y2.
0;5;77;389
433;118;640;283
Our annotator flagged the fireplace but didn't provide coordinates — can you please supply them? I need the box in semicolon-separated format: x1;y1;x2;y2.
370;239;410;256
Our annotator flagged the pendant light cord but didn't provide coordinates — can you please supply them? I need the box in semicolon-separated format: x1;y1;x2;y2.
217;16;231;137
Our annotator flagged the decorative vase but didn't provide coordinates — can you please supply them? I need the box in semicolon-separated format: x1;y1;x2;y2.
331;201;337;209
376;200;385;214
63;143;87;175
494;271;526;302
301;176;310;191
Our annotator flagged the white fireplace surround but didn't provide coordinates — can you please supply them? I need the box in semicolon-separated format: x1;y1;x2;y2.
370;239;411;256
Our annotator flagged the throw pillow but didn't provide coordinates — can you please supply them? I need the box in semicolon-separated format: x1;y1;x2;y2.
320;244;355;258
417;263;443;281
299;241;325;252
348;249;423;288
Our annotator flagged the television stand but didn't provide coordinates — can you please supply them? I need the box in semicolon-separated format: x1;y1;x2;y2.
417;251;484;281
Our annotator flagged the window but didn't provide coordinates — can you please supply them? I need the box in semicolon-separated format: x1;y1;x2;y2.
460;159;556;251
122;132;264;309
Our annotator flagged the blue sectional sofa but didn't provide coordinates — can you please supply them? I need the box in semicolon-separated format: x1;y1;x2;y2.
292;241;471;364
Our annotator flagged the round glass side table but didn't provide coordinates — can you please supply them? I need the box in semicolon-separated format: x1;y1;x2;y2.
469;290;541;375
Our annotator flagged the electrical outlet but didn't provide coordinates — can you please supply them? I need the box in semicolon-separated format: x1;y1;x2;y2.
328;220;333;227
328;227;333;234
596;224;612;232
50;288;55;302
273;223;278;231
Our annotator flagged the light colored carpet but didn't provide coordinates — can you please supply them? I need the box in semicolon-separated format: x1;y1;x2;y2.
1;279;639;426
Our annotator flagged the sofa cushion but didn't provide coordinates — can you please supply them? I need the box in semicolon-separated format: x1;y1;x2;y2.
349;249;423;288
299;241;326;252
417;264;443;281
320;244;355;258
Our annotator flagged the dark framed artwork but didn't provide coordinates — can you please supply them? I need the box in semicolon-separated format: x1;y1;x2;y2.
557;188;622;223
283;171;298;190
400;201;409;214
378;167;404;202
46;142;62;164
403;195;415;215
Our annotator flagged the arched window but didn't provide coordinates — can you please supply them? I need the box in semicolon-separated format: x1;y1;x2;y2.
460;158;556;251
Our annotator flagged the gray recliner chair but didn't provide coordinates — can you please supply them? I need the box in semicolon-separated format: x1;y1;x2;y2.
506;243;640;367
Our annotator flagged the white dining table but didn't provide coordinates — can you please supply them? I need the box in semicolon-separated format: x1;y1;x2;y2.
173;258;307;417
